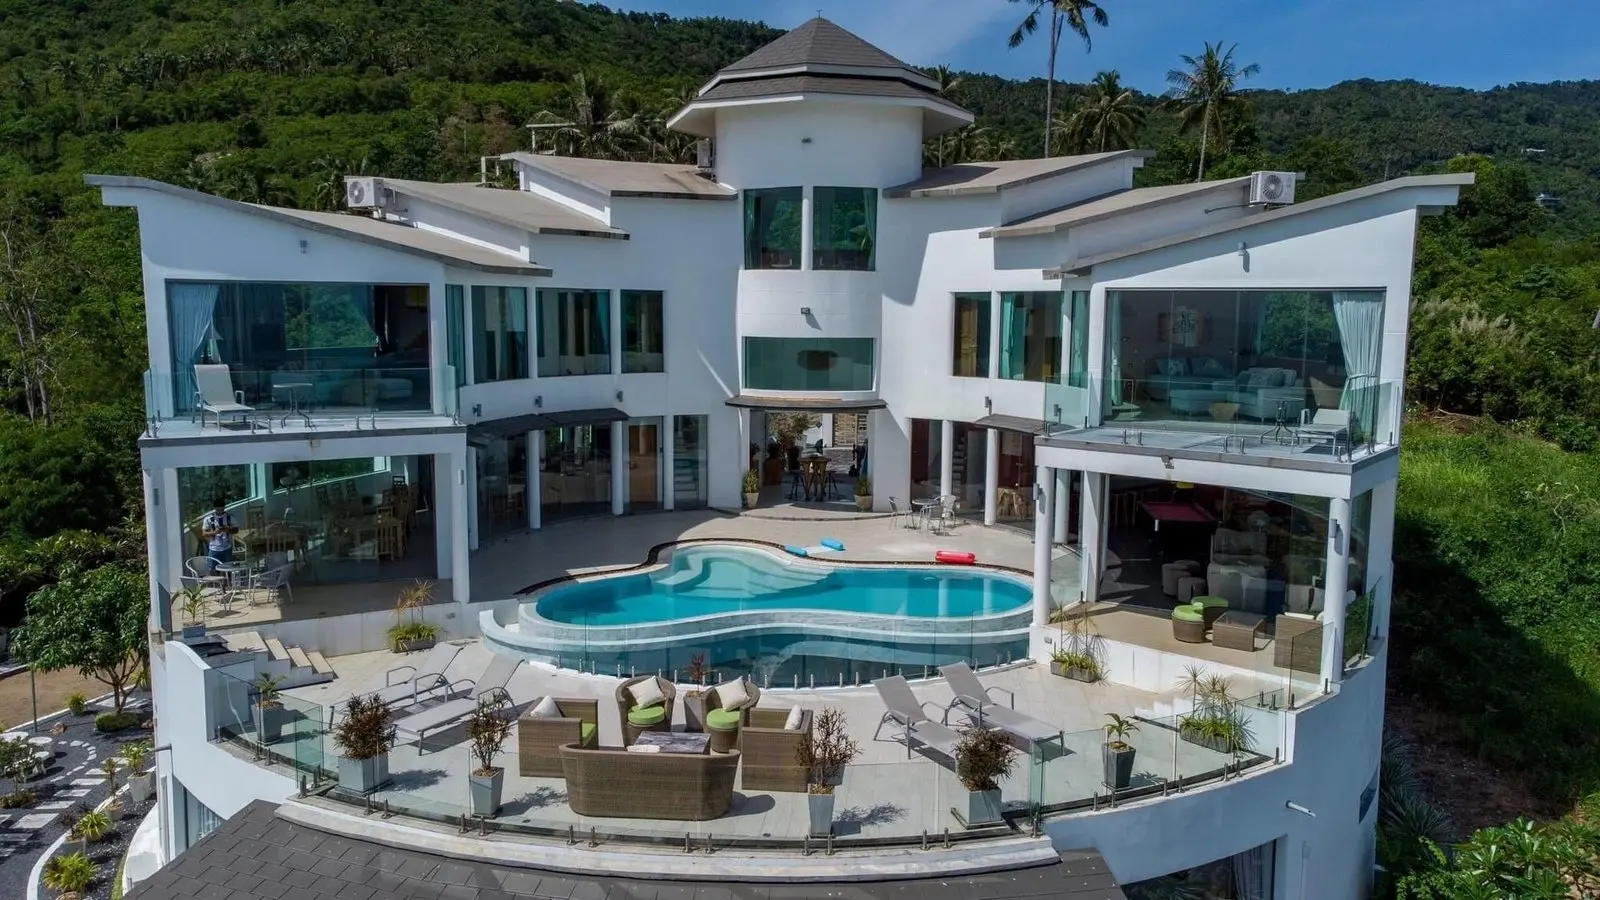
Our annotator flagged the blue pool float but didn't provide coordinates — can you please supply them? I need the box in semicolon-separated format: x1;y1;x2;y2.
784;545;809;557
820;538;845;551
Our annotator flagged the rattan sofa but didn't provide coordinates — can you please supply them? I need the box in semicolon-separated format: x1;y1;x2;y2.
559;744;739;820
614;675;677;744
518;697;597;777
739;707;812;792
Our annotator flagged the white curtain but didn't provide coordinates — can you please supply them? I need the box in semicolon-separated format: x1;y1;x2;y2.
1107;292;1123;407
1332;291;1384;432
169;283;220;412
1231;842;1272;900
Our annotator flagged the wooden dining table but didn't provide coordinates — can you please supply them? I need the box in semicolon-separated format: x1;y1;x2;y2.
799;457;830;501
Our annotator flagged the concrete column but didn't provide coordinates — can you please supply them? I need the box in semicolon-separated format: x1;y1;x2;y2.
527;431;542;531
433;452;454;578
982;427;1000;525
939;419;955;498
1079;472;1107;604
144;468;173;634
663;416;676;511
800;187;814;271
450;450;471;604
1053;468;1071;543
1366;479;1397;638
610;420;627;516
608;289;623;377
1032;466;1056;628
1320;496;1353;688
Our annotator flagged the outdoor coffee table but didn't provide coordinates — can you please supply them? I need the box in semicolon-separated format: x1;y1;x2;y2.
1212;610;1267;651
629;731;709;755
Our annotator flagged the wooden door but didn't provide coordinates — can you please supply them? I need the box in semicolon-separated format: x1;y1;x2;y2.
629;423;660;507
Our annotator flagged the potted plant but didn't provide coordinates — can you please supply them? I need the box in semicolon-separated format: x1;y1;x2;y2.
466;697;514;817
253;673;288;744
1175;669;1248;755
1102;714;1139;790
123;741;155;805
682;653;708;732
41;851;95;900
742;469;760;509
386;580;439;652
1049;647;1101;682
179;585;207;640
854;476;872;512
795;708;860;837
333;693;395;794
953;727;1015;827
1049;605;1104;682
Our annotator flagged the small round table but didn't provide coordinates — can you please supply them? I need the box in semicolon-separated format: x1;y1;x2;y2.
272;382;314;427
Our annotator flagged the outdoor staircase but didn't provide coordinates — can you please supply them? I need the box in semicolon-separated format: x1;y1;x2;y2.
671;427;698;501
224;631;336;688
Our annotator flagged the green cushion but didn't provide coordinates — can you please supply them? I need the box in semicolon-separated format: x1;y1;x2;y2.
1172;606;1205;623
705;707;743;731
627;704;666;726
1191;595;1229;610
579;722;597;745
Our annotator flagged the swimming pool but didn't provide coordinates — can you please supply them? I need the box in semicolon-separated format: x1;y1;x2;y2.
481;542;1034;685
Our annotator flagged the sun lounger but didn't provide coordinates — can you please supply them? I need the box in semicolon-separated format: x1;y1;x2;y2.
393;655;523;748
939;662;1064;751
871;676;961;759
371;642;461;709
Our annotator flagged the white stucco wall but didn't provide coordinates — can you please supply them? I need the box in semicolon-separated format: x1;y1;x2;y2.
712;100;924;191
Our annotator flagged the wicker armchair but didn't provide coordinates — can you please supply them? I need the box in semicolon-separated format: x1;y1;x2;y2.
560;744;739;820
739;707;812;793
702;681;761;727
518;697;598;777
615;675;676;744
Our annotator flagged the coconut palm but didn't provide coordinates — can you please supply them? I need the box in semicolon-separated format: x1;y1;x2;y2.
926;64;965;167
1163;41;1260;181
1007;0;1109;157
533;71;640;160
1056;70;1144;154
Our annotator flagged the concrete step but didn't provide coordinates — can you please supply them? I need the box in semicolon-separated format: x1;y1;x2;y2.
286;646;312;669
265;637;289;661
222;631;267;653
306;651;335;676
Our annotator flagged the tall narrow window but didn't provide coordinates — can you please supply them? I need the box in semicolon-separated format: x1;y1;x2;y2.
445;284;466;387
536;289;611;376
951;292;991;377
742;188;802;269
471;286;529;383
1067;290;1089;388
998;292;1063;382
620;290;664;373
813;187;877;271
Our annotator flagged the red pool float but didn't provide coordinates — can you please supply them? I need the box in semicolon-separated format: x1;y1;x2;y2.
934;550;976;565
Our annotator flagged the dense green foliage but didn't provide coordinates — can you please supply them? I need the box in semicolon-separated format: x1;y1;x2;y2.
12;563;148;711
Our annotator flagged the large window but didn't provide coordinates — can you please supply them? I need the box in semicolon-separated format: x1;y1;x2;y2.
952;292;991;378
620;290;664;374
743;337;874;392
812;187;876;271
536;289;610;377
743;187;802;269
541;425;613;521
165;281;432;415
471;286;529;383
445;284;466;388
999;292;1063;382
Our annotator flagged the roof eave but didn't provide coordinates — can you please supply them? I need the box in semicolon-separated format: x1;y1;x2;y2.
883;149;1155;199
671;93;972;141
385;184;628;241
980;178;1252;239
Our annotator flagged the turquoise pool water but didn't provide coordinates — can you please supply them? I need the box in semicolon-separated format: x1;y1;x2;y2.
534;545;1030;626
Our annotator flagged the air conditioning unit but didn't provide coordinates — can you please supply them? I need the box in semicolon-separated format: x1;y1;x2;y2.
1248;171;1296;206
695;139;715;172
344;176;387;209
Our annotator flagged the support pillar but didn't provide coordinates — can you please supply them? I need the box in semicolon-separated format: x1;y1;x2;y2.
610;420;627;516
1079;472;1108;605
982;428;1000;526
1053;469;1071;543
1320;496;1353;689
144;469;173;634
450;449;471;605
1367;479;1397;638
939;419;955;499
1031;466;1056;628
465;449;479;551
663;416;676;512
528;431;542;531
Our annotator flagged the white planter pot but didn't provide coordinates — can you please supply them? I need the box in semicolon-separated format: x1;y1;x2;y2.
744;492;760;509
128;771;155;805
338;755;389;795
807;792;834;836
468;768;504;817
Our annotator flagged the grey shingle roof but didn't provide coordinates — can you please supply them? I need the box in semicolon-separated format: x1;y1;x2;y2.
85;174;551;276
720;17;918;77
381;178;626;239
126;800;1128;900
699;75;967;115
982;177;1252;237
499;153;735;201
884;150;1154;199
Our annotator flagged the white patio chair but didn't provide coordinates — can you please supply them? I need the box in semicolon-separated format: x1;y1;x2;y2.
1297;408;1352;457
871;676;960;760
193;364;254;428
245;564;294;607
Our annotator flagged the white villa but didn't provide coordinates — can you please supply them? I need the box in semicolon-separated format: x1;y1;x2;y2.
104;19;1468;900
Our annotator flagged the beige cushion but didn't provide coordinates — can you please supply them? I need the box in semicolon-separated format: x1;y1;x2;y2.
528;696;560;718
625;743;661;753
628;678;665;709
716;678;750;711
783;706;804;731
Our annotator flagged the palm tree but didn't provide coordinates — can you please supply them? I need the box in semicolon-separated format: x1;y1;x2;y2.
1056;70;1144;154
534;72;639;160
927;65;964;167
1163;42;1260;181
1007;0;1109;157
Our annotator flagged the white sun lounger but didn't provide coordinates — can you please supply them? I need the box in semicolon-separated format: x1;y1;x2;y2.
374;642;461;708
393;655;523;748
872;675;961;759
939;662;1064;751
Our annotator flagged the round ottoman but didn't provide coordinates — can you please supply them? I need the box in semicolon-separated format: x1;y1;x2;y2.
1171;605;1206;643
1161;560;1200;596
1177;575;1207;602
625;703;667;744
1192;595;1229;628
705;706;742;754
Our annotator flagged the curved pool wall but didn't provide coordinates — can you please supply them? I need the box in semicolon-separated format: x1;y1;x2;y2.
480;542;1033;685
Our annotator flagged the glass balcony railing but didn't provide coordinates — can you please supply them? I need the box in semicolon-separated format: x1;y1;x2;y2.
143;366;454;425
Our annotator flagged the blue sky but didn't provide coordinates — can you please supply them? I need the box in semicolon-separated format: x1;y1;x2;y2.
603;0;1596;93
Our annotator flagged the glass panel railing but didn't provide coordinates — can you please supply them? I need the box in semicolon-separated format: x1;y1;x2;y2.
205;662;328;786
1042;375;1095;435
441;365;458;420
146;367;440;423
